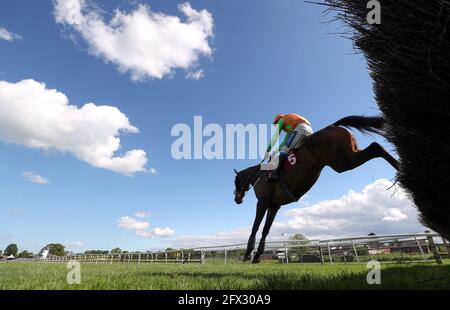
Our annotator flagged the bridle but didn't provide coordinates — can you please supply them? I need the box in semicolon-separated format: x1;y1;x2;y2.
234;163;262;195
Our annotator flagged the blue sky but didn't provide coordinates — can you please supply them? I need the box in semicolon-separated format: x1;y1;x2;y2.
0;0;424;254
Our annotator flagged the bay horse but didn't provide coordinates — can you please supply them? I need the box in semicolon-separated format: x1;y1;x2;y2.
233;115;399;263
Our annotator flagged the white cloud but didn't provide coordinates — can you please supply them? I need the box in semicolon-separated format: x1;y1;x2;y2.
136;227;175;238
170;179;427;248
383;208;408;222
0;79;147;176
276;179;424;238
21;171;50;184
134;211;151;218
149;168;158;175
0;27;22;41
186;69;204;80
64;240;83;247
118;215;175;238
118;216;150;231
53;0;214;81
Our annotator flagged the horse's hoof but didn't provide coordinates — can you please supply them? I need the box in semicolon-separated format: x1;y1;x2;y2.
242;256;251;262
251;258;260;264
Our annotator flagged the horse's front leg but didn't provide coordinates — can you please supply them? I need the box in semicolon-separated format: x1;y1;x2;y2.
243;201;266;261
252;205;280;264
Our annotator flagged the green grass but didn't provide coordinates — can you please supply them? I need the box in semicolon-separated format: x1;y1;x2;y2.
1;260;450;290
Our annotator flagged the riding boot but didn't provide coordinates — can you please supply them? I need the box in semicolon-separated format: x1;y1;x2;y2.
267;152;287;182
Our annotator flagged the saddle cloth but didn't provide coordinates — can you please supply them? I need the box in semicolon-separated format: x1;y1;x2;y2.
260;149;301;172
283;149;301;172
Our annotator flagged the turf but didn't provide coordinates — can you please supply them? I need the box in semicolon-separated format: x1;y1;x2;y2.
1;260;449;290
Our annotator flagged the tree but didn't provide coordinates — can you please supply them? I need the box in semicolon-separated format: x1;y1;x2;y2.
4;244;18;257
41;244;66;256
17;250;33;258
288;234;312;261
85;250;109;255
111;247;122;254
289;234;307;241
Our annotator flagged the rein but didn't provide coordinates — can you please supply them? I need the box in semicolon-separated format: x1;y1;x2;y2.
237;160;264;193
245;164;262;189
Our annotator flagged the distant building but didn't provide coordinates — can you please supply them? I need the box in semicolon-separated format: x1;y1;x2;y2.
41;249;49;259
389;239;430;254
368;248;391;255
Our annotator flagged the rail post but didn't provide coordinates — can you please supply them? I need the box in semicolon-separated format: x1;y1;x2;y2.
441;236;450;259
394;238;404;261
425;233;442;264
319;245;324;264
351;239;360;263
201;250;206;264
414;236;427;261
327;242;333;264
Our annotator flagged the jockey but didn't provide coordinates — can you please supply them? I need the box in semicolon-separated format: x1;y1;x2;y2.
265;113;313;182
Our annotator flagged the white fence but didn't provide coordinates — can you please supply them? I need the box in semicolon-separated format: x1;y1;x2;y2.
192;232;450;264
13;249;205;264
9;232;449;265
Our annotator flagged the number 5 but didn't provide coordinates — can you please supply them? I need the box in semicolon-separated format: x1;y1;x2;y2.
288;153;296;165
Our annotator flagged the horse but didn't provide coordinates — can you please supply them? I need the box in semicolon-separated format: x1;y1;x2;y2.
233;115;399;263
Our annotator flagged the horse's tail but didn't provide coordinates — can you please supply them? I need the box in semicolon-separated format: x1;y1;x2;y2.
332;115;384;135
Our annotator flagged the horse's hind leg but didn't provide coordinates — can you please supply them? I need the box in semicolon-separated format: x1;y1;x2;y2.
376;144;399;170
243;201;266;262
333;142;399;173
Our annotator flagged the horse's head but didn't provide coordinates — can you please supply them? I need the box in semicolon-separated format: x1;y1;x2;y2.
234;169;250;205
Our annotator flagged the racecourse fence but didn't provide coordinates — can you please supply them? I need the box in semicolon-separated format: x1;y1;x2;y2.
193;232;450;265
9;232;450;265
13;249;205;264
